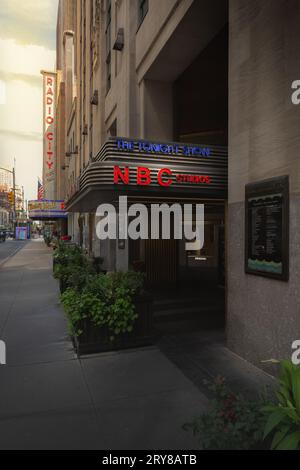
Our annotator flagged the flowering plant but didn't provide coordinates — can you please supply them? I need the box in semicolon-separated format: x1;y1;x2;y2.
183;376;266;450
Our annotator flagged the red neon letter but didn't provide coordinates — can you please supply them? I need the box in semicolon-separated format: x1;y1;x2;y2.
47;77;53;86
114;165;129;184
137;167;151;186
158;168;172;187
46;116;54;125
47;132;53;141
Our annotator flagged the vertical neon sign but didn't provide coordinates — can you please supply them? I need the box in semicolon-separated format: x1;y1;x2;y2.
41;70;57;200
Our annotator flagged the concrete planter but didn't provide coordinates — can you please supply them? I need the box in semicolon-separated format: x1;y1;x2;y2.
72;294;154;355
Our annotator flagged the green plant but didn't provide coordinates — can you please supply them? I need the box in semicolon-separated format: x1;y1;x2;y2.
92;256;105;274
104;271;143;339
263;360;300;450
183;376;266;450
61;288;106;336
53;243;83;267
53;244;95;292
60;271;144;340
44;234;52;246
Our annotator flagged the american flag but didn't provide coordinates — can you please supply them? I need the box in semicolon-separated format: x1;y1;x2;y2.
37;178;44;200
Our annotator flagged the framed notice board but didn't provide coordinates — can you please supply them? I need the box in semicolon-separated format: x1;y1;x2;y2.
245;175;289;281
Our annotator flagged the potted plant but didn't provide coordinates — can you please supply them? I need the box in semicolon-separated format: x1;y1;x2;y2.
53;244;95;293
44;234;52;247
262;360;300;450
92;256;105;274
61;271;153;354
183;376;267;450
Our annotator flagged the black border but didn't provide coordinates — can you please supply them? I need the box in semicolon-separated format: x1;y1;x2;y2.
245;175;289;281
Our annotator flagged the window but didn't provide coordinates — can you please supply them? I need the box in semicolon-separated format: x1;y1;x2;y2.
138;0;148;26
105;0;112;93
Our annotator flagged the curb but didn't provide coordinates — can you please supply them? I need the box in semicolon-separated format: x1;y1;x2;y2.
0;241;27;269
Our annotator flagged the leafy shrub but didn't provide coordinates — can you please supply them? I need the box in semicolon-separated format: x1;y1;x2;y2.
53;244;95;292
263;360;300;450
44;234;52;246
53;243;83;267
60;288;106;336
92;256;105;274
183;376;266;450
61;271;144;339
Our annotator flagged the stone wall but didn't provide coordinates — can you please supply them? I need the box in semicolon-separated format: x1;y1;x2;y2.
227;0;300;368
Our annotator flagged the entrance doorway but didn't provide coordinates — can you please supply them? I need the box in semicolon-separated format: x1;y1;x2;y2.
145;239;178;286
128;201;226;333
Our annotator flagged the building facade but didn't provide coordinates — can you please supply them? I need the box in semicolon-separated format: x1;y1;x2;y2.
227;0;300;366
0;167;14;228
0;208;9;228
56;0;300;370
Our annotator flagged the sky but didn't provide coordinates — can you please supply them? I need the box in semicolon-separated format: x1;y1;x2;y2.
0;0;58;202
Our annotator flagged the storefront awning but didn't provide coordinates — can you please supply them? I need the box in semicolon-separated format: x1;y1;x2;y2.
28;199;68;220
65;137;228;212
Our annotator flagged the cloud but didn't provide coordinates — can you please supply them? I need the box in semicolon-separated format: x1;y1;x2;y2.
0;0;58;202
0;128;42;142
0;0;59;48
0;70;41;88
0;135;43;201
0;38;56;79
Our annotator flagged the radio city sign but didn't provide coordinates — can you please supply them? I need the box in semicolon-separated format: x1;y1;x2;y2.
116;138;211;157
41;70;57;198
28;199;67;219
114;165;211;187
44;75;55;174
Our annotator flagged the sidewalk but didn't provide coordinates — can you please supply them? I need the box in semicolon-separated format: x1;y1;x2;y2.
0;240;207;450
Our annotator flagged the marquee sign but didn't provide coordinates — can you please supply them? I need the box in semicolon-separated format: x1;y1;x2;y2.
116;138;211;157
28;200;67;219
65;137;228;211
41;71;57;199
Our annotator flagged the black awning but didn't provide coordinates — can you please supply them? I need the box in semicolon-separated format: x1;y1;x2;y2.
66;137;228;212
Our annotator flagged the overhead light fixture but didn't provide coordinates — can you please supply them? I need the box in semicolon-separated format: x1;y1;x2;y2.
113;28;124;51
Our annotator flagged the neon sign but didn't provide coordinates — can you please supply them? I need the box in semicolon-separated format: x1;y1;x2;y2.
28;200;67;219
42;71;57;199
113;165;211;187
116;139;210;157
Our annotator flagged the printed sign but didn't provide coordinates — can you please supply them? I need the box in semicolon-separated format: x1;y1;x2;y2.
245;176;289;281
